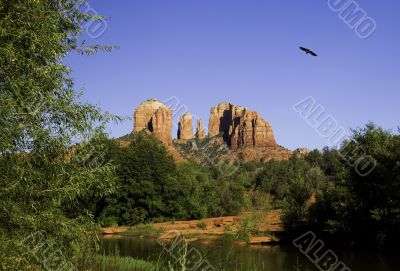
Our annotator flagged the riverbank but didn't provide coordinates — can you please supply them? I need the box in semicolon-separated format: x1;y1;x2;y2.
99;209;283;244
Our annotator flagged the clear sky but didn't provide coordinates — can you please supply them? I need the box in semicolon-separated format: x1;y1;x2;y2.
65;0;400;150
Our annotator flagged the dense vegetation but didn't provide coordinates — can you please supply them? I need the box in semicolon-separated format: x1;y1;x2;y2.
93;131;247;226
92;124;400;250
308;124;400;248
255;123;400;248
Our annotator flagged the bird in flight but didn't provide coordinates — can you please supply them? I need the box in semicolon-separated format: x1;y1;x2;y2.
299;46;318;56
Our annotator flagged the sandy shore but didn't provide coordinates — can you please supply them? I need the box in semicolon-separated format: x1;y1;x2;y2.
99;209;283;244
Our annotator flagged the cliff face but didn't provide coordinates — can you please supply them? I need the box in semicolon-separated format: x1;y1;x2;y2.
133;99;173;145
208;103;276;148
177;112;194;140
207;102;291;161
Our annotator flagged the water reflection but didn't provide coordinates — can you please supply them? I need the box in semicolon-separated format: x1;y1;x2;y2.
100;236;400;271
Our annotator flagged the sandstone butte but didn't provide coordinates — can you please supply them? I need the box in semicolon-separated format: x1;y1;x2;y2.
208;102;276;148
132;99;293;162
133;98;173;146
208;102;292;161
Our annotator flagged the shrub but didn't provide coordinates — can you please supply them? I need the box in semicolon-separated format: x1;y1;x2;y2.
196;221;207;229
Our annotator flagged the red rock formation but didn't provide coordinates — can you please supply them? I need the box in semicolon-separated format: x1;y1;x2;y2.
177;112;194;140
208;103;232;138
196;118;205;139
208;102;276;148
134;99;173;145
207;102;291;161
132;99;293;162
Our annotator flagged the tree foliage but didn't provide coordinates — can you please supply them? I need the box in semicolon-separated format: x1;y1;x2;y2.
96;132;245;226
311;124;400;247
0;0;117;269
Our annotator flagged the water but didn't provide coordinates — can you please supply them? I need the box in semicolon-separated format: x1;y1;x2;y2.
100;236;400;271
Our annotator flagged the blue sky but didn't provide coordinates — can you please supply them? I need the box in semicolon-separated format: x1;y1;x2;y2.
65;0;400;150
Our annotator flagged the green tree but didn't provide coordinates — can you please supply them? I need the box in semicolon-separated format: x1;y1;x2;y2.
254;157;323;229
97;133;221;225
310;123;400;248
305;148;347;180
172;162;219;219
98;132;177;225
341;123;400;247
0;0;116;269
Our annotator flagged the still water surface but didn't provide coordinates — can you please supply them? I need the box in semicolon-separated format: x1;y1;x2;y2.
101;236;400;271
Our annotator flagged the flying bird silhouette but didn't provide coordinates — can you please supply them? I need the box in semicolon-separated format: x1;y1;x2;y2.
299;46;318;57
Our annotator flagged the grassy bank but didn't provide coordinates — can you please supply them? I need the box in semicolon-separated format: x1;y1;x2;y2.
92;254;309;271
92;255;160;271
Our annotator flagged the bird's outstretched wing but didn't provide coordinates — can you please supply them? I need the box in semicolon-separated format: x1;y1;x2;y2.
299;46;318;56
309;50;318;56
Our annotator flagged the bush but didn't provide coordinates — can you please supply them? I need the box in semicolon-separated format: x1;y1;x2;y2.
237;215;260;240
196;221;207;229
